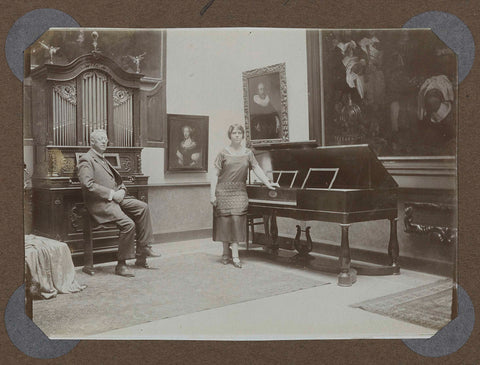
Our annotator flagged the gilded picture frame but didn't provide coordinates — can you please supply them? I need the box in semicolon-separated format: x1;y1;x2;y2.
242;63;289;145
165;114;209;173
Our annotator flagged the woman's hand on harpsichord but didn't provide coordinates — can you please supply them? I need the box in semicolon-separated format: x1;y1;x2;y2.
266;182;280;190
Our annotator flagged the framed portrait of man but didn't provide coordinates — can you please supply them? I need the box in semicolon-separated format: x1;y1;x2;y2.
242;63;289;145
165;114;209;172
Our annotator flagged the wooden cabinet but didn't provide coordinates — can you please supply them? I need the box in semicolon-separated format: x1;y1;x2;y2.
32;184;148;255
31;146;149;255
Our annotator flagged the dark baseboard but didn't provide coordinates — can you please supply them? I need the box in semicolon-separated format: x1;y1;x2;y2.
254;233;454;277
72;227;453;277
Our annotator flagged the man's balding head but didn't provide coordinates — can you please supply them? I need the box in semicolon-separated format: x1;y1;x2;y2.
90;129;108;154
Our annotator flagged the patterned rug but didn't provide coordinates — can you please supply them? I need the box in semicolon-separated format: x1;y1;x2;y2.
33;253;329;338
350;278;454;330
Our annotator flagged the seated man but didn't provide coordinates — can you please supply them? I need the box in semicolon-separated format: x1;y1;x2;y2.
78;129;160;277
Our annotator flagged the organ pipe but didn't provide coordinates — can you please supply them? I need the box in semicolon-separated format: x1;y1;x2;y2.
52;72;133;147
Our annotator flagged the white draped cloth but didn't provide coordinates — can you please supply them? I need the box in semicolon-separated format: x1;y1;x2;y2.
25;235;86;299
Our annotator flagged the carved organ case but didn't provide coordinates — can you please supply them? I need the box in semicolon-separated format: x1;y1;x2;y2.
29;34;166;256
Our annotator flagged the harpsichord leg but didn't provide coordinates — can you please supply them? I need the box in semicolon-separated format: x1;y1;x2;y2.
293;224;302;251
305;226;313;253
262;214;274;254
388;218;400;274
261;213;279;255
270;212;279;255
338;224;354;286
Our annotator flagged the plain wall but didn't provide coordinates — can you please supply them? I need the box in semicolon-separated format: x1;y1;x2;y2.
143;28;309;184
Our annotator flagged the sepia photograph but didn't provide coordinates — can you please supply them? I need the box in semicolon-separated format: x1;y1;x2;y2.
23;28;457;340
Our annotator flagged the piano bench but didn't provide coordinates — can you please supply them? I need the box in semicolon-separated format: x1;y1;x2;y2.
81;206;97;275
246;214;264;250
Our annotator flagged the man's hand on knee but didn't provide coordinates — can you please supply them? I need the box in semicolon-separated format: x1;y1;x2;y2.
112;189;126;203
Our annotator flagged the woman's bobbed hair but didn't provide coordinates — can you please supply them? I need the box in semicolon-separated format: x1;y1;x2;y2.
227;124;245;139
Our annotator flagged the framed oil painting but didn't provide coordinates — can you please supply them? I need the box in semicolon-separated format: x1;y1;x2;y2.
166;114;209;172
242;63;289;145
321;29;456;157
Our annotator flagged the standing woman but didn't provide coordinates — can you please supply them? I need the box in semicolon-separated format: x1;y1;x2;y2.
210;124;279;268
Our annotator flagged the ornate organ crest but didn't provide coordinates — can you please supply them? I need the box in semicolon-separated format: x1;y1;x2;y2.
113;85;133;106
53;81;77;105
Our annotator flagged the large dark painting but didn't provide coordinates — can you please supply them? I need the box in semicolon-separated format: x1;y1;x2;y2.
27;29;165;79
322;29;457;156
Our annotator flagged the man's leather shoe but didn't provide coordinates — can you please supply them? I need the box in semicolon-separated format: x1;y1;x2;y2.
140;247;161;257
115;264;135;277
134;258;150;269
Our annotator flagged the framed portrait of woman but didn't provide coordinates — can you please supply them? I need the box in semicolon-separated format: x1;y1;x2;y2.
165;114;209;172
242;63;289;145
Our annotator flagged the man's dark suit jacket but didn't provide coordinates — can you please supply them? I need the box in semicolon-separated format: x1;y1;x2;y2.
77;149;127;224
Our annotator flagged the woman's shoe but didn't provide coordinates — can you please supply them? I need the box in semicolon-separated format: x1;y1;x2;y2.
232;259;242;269
134;258;150;269
221;256;230;265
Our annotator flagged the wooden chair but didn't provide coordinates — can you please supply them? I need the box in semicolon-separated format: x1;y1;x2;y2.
246;169;265;250
81;188;120;275
80;197;125;275
246;214;264;250
81;199;96;276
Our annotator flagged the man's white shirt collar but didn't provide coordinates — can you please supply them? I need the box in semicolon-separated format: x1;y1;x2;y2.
92;148;105;159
